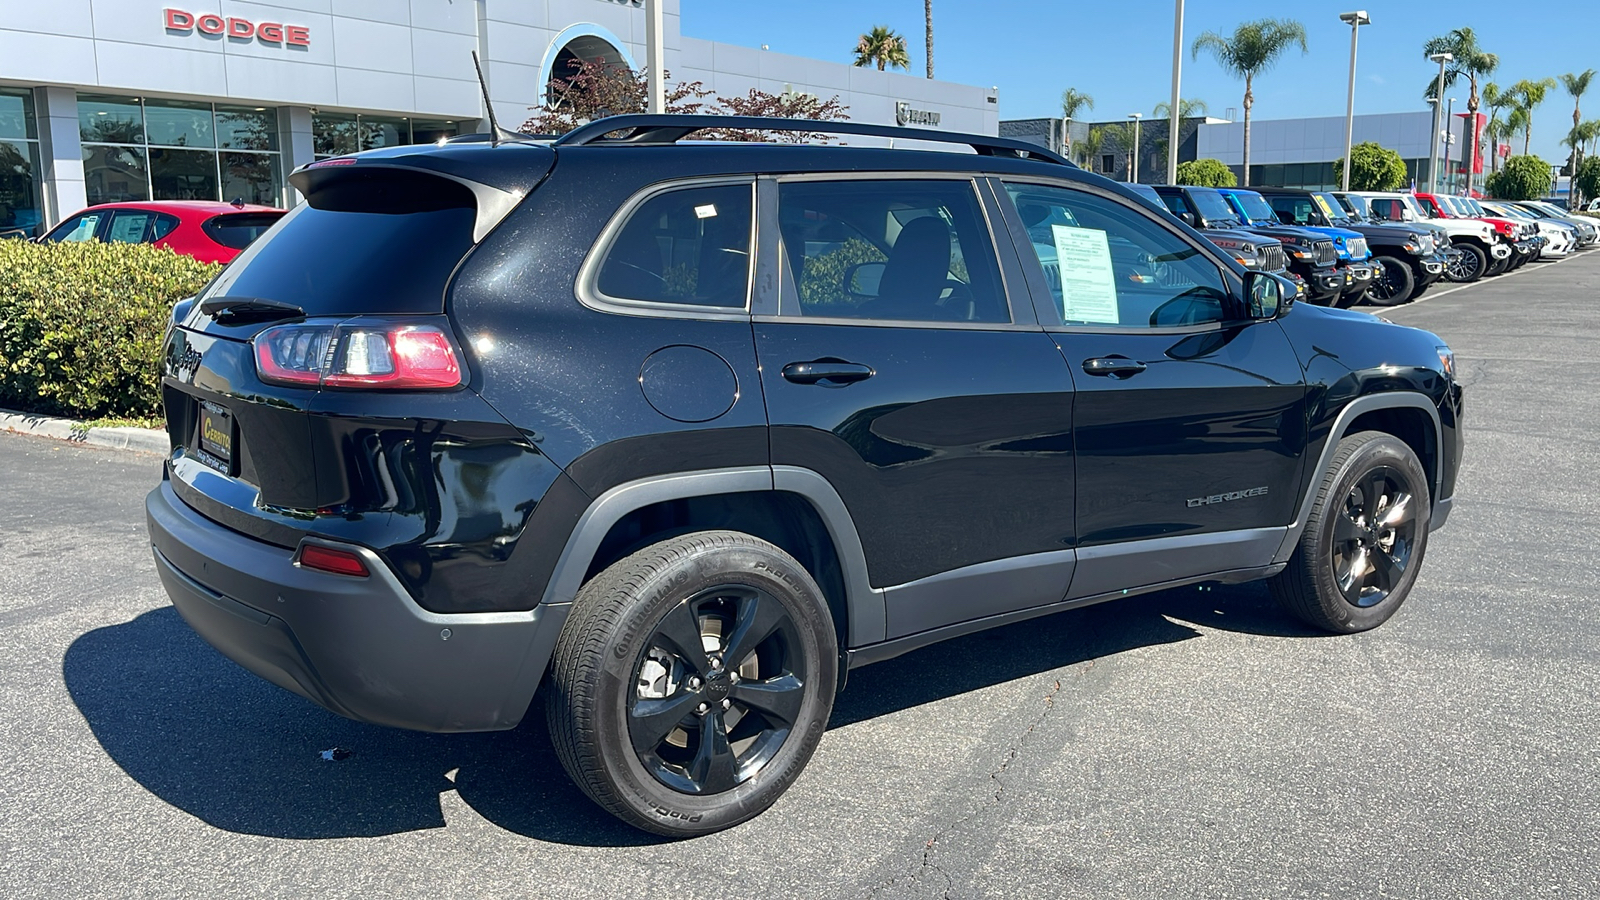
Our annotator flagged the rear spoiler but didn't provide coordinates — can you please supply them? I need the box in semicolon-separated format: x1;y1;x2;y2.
288;142;554;243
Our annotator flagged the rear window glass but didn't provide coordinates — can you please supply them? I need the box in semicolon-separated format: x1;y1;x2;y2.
198;176;475;317
596;183;753;308
202;212;284;250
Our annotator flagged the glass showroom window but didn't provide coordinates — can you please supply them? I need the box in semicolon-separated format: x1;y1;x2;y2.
312;113;461;159
0;88;45;236
78;95;283;206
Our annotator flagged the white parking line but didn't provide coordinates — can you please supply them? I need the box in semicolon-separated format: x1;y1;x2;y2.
1381;250;1584;312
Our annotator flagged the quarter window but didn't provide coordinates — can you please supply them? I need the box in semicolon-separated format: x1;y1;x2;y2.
596;183;754;309
775;179;1008;323
1004;183;1231;329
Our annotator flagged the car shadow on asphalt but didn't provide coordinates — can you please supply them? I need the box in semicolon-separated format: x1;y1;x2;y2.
63;581;1321;847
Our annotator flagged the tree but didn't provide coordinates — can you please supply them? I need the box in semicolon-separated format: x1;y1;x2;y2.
1153;98;1209;119
1192;19;1309;187
1175;158;1236;187
1561;69;1595;193
522;58;711;135
1481;82;1513;174
853;26;909;71
704;88;851;143
1100;121;1138;179
1574;156;1600;208
1075;126;1106;170
924;0;934;78
1333;142;1409;191
1060;88;1094;159
1422;28;1499;195
1485;154;1550;200
1562;120;1600;207
1509;77;1558;155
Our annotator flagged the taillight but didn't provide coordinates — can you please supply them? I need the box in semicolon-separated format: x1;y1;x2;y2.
254;321;462;389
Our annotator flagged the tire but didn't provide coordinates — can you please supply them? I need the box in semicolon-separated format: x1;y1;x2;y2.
1444;242;1486;282
1270;431;1431;634
1407;280;1431;301
1363;256;1415;307
546;531;838;837
1485;251;1510;277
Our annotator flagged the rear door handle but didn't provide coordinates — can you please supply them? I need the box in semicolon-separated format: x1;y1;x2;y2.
781;360;875;385
1082;357;1147;377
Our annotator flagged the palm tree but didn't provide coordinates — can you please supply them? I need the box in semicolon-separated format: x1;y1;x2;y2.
1561;70;1595;189
1153;98;1209;119
1481;82;1512;174
1076;125;1106;171
1422;28;1499;194
1192;19;1308;187
1509;77;1558;155
924;1;934;79
853;26;910;72
1505;107;1532;158
1061;88;1094;159
1562;119;1600;206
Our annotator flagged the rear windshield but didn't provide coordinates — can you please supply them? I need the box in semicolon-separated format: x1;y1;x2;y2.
197;173;476;317
1189;189;1240;226
202;213;285;250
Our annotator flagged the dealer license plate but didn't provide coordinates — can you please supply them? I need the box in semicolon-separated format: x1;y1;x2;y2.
198;400;234;472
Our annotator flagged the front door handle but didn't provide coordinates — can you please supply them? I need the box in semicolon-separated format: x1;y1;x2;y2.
781;360;875;385
1082;357;1147;377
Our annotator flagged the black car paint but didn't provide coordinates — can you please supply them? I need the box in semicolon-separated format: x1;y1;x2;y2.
147;133;1461;733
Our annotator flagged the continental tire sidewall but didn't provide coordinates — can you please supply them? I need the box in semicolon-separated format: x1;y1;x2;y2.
1306;434;1431;632
564;533;837;836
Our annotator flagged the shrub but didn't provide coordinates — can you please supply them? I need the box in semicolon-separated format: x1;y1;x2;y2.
1175;158;1237;187
1334;142;1408;191
1574;157;1600;209
0;240;218;420
1486;154;1551;201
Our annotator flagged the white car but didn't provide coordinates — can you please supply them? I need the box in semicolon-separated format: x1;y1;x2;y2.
1481;200;1575;258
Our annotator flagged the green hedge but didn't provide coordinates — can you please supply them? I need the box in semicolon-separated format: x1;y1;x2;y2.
0;240;219;420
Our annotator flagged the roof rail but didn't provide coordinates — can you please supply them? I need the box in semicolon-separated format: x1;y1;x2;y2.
553;114;1075;166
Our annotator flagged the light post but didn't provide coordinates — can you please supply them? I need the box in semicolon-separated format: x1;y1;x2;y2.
1443;97;1457;193
645;0;665;113
1428;51;1453;192
1167;0;1185;185
1338;11;1371;191
1128;113;1143;183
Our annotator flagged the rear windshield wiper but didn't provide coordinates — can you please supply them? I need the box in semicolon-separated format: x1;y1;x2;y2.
198;297;306;325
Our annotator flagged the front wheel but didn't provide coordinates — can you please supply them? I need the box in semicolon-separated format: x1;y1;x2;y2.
1270;431;1431;634
1364;256;1415;306
546;531;837;836
1443;242;1486;282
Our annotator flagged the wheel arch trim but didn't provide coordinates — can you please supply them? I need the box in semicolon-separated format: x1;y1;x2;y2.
1273;392;1444;564
540;465;886;646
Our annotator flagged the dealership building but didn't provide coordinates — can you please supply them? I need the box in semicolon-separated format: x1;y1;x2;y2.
0;0;998;235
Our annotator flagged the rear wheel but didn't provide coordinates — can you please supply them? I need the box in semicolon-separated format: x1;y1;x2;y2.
1444;242;1486;282
546;531;837;836
1270;431;1431;633
1364;256;1415;306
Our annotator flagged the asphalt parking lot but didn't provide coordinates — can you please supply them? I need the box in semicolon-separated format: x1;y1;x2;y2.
2;251;1598;899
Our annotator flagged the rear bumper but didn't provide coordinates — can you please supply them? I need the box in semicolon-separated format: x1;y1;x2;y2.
146;481;566;732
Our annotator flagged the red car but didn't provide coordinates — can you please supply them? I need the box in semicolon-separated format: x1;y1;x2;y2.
38;200;285;264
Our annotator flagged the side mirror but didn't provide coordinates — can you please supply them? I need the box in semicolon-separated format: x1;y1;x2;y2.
1244;271;1296;319
1178;211;1198;227
843;261;885;299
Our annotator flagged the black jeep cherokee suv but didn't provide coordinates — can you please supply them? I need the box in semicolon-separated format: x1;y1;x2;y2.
146;115;1463;837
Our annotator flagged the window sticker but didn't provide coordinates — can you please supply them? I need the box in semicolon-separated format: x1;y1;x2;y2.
1313;194;1338;219
1050;224;1120;324
694;204;718;219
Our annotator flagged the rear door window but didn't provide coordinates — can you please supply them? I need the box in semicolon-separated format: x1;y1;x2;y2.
106;210;157;243
51;212;105;242
595;182;753;309
775;179;1009;324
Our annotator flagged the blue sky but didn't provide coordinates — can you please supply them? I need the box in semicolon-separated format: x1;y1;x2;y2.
682;1;1599;163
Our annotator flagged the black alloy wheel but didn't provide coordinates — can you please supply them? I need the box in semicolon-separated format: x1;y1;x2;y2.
1443;242;1485;282
1329;467;1420;608
628;585;807;796
1270;430;1431;633
546;531;837;836
1364;256;1415;307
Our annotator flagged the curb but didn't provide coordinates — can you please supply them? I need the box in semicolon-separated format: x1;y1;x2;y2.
0;408;168;455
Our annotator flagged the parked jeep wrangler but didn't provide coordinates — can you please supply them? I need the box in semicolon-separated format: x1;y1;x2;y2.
146;115;1463;837
1153;184;1347;305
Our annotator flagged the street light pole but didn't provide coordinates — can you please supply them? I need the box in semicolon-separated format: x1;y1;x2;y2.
1167;0;1184;185
1428;51;1453;193
1129;113;1143;183
645;0;665;114
1339;11;1371;191
1444;97;1457;193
